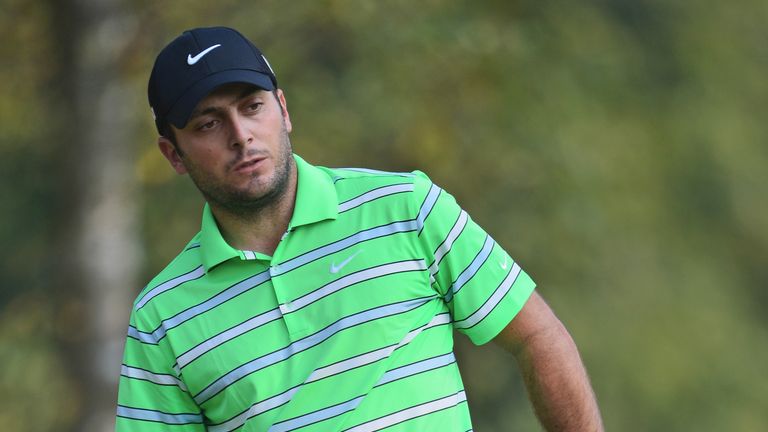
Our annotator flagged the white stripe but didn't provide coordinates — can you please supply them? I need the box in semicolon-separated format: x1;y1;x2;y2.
208;386;301;432
116;405;203;425
444;235;495;303
428;211;469;276
337;167;415;177
273;220;418;276
306;313;451;383
343;391;467;432
133;270;271;345
135;266;205;310
176;308;282;369
416;184;441;232
211;313;452;432
454;263;521;329
121;365;187;391
339;184;414;213
290;260;427;313
268;396;365;432
194;296;431;405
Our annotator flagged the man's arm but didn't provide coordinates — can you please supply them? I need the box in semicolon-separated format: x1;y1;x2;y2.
493;291;604;431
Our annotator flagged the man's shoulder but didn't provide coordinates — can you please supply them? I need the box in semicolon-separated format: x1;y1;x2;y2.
316;164;434;199
131;232;205;311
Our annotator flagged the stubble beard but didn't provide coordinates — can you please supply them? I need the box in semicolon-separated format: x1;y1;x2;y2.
188;125;294;221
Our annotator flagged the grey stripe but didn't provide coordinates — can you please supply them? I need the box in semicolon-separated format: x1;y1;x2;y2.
416;184;442;233
428;210;469;277
337;167;415;177
135;265;205;310
194;296;432;405
375;352;456;388
266;350;456;432
306;313;451;383
343;390;467;432
133;270;271;344
120;365;187;391
212;313;452;432
289;260;427;313
444;235;495;303
454;262;522;329
338;183;414;213
272;220;418;276
176;307;282;369
116;405;203;425
268;396;365;432
209;386;301;432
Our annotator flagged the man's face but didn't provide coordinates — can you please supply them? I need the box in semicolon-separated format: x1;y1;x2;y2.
159;83;294;215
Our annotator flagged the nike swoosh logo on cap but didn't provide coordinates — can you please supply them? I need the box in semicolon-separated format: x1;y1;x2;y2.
187;44;221;65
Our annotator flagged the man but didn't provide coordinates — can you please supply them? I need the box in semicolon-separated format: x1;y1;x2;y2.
117;26;603;431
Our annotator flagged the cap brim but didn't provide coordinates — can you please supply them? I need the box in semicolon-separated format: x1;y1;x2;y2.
166;70;276;129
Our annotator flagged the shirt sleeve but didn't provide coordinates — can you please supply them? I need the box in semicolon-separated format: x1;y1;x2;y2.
116;307;205;431
412;170;536;345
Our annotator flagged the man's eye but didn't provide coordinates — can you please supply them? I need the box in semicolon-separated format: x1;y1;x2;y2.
198;120;217;130
247;102;263;112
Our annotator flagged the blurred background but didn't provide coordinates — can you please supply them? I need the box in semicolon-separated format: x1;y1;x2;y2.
1;0;766;430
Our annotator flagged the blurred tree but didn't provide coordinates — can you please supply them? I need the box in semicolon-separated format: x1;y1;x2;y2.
43;0;141;430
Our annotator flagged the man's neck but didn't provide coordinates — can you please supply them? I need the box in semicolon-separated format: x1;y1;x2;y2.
210;168;298;256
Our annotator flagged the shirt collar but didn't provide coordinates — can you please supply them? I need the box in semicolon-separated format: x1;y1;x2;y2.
199;154;338;271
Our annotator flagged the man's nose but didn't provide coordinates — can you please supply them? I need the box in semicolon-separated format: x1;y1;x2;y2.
228;115;254;149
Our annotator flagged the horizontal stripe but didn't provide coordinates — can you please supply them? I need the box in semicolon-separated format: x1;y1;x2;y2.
343;390;467;432
374;352;456;388
116;405;203;425
135;265;205;311
211;313;452;432
176;307;282;370
184;242;201;251
306;312;451;384
286;260;427;314
194;296;434;405
454;262;521;330
337;167;415;177
209;386;301;432
428;210;469;277
444;235;495;303
272;220;418;276
269;395;365;432
121;365;187;391
416;184;442;234
339;183;414;213
130;270;271;345
265;352;457;432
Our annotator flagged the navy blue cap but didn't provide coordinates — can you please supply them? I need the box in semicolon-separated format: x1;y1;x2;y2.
148;26;277;134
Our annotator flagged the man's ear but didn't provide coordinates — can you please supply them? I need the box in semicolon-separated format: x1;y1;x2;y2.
158;136;188;175
276;89;292;133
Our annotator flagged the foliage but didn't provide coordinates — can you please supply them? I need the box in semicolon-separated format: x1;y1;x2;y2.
1;0;766;430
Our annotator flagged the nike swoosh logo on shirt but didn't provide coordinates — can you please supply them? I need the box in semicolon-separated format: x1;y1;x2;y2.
330;250;363;274
187;44;221;65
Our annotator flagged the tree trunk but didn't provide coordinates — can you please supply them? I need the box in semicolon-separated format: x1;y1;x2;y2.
48;1;141;430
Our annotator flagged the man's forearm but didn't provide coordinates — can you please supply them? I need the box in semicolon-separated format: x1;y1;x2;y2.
514;319;603;431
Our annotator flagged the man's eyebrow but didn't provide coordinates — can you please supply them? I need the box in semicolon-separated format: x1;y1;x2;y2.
188;86;265;120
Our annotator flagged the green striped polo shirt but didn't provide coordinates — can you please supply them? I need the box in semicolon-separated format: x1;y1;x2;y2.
117;154;535;431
